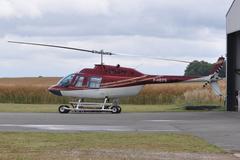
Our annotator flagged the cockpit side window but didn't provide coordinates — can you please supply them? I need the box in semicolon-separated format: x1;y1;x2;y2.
58;74;74;87
74;76;84;87
88;77;102;89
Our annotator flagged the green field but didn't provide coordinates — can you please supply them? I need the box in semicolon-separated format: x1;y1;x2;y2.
0;132;223;160
0;103;184;113
0;103;225;113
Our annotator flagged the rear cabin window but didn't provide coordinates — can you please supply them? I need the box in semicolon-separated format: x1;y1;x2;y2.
88;77;102;89
74;76;84;87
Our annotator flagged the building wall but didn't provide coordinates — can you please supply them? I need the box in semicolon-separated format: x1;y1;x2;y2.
227;31;240;111
227;0;240;34
236;34;240;90
226;0;240;111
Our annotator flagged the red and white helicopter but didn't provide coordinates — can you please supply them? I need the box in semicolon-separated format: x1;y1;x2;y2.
8;41;225;114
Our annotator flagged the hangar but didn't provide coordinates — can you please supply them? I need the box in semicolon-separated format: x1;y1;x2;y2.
226;0;240;111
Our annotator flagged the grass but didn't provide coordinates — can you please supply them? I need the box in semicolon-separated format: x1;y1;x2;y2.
0;132;223;160
121;104;185;112
0;103;57;113
0;103;184;113
0;103;225;113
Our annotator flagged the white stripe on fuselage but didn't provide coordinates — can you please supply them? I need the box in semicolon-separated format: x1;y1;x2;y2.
185;76;210;82
60;85;144;98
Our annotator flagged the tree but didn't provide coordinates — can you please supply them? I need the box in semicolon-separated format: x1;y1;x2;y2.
184;60;226;77
184;60;212;77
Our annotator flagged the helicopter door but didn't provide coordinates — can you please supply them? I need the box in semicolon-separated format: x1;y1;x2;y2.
73;76;84;88
88;77;102;89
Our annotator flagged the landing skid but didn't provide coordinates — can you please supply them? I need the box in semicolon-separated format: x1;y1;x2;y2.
58;98;121;114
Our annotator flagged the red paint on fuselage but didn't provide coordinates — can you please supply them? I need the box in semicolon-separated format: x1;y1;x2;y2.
48;64;198;94
80;64;144;77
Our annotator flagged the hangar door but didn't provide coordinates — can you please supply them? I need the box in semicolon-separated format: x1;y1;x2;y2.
226;0;240;111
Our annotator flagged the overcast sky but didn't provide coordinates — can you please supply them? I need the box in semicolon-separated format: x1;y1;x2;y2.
0;0;233;77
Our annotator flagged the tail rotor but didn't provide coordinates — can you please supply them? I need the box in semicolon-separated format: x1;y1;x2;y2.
203;56;225;96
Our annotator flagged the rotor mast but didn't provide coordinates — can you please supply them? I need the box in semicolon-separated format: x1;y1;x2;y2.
100;50;104;65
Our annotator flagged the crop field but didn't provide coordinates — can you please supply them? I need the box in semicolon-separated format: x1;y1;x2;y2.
0;77;225;105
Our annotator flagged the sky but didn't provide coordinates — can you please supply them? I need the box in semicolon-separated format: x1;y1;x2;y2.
0;0;233;77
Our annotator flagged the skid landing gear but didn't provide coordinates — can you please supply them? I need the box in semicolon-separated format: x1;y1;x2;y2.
58;98;122;114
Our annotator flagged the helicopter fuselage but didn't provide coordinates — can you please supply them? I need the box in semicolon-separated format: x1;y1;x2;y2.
48;64;203;99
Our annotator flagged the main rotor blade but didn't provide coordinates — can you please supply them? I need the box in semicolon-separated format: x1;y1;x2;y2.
8;41;113;55
8;40;190;63
114;53;191;63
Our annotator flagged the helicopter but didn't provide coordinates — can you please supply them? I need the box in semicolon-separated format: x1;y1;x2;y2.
8;41;225;114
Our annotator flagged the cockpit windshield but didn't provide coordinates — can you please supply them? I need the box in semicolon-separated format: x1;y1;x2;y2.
57;74;75;87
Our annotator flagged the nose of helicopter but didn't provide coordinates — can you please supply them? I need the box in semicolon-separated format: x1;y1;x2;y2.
48;86;62;96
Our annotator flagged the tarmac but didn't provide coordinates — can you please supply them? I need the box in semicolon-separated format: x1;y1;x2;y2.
0;112;240;152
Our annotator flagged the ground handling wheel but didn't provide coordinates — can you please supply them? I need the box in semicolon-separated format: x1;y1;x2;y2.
111;106;118;114
111;106;121;114
58;105;70;114
117;106;121;113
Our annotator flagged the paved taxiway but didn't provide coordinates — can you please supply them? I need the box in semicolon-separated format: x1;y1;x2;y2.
0;112;240;151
